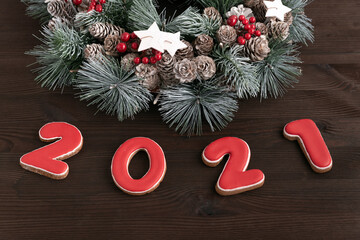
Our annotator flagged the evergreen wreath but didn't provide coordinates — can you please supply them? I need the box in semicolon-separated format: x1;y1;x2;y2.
22;0;314;136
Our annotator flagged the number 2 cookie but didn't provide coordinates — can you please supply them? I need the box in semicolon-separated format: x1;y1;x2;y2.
20;122;83;180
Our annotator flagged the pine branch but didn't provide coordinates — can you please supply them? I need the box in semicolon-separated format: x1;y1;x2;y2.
76;55;152;121
27;23;87;90
21;0;51;24
166;7;221;38
255;40;302;99
191;0;244;16
159;80;239;136
75;0;132;31
126;0;165;31
283;0;314;45
212;45;260;99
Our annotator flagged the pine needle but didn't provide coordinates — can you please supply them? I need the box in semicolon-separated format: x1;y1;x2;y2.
76;55;152;121
159;80;238;136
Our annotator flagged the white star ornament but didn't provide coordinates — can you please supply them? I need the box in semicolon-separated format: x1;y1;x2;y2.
134;22;165;53
264;0;292;22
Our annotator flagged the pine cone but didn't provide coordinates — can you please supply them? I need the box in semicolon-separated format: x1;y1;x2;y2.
48;17;70;31
226;4;254;27
175;40;194;61
194;34;214;56
243;0;262;7
266;18;290;40
284;12;294;26
194;56;216;80
121;53;139;71
89;22;124;40
255;22;269;36
104;35;122;56
84;44;104;60
156;52;178;86
203;7;223;22
244;35;270;62
173;59;197;83
216;25;237;46
135;64;161;91
77;0;90;12
46;0;76;19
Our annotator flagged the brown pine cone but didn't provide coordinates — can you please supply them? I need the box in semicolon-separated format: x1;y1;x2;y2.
121;53;139;71
84;44;104;60
216;25;237;46
244;35;270;62
104;35;122;56
255;22;269;36
46;0;76;19
203;7;222;22
194;56;216;80
135;64;161;91
266;18;290;40
89;22;124;40
77;0;90;12
173;59;197;83
284;12;294;26
175;40;194;61
156;52;178;86
48;17;70;31
194;34;214;56
243;0;263;7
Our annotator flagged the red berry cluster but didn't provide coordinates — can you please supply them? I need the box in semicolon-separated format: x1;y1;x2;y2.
80;0;107;13
116;32;139;53
134;49;163;65
226;15;262;45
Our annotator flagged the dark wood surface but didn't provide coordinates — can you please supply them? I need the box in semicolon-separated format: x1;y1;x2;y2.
1;0;359;239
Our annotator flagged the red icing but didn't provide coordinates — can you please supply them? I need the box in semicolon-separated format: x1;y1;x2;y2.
284;119;332;171
20;122;83;178
203;137;265;194
111;137;166;195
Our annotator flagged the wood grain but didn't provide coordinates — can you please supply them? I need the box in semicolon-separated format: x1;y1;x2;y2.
0;0;359;239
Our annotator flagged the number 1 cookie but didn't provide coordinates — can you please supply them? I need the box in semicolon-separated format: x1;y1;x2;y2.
283;119;333;173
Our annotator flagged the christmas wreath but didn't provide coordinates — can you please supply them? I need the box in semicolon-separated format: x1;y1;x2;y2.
22;0;314;135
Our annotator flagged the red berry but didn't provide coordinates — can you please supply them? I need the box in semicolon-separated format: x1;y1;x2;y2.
99;0;106;4
142;57;149;64
155;53;162;61
242;19;249;25
255;30;262;37
150;57;157;64
239;15;245;21
131;42;139;50
244;24;251;31
237;36;246;45
250;24;256;29
95;4;102;12
88;5;95;11
227;16;238;27
244;33;252;40
249;17;256;23
90;1;96;7
116;42;127;53
72;0;82;5
134;57;141;65
130;32;137;39
248;28;255;35
121;32;131;42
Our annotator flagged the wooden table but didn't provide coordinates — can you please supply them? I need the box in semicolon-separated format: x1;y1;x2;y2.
1;0;359;239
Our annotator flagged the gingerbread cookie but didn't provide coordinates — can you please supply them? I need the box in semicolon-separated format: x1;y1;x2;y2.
202;137;265;196
20;122;83;180
283;119;333;173
111;137;167;195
